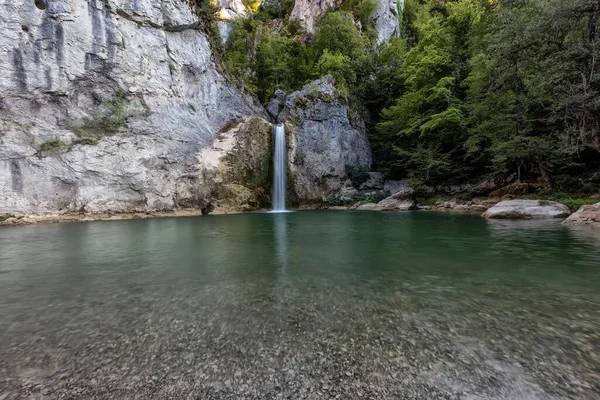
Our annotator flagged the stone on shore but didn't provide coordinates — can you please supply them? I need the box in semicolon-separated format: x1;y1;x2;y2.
356;203;379;210
482;200;570;219
562;202;600;226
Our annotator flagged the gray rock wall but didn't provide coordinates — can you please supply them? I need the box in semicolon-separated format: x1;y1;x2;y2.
0;0;266;214
290;0;401;44
216;0;249;43
290;0;340;34
277;78;372;202
372;0;401;44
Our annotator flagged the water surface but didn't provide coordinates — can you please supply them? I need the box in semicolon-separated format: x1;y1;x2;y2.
0;211;599;399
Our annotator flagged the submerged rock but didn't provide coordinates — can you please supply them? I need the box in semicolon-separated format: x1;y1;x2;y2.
279;77;372;203
482;200;570;219
562;202;600;226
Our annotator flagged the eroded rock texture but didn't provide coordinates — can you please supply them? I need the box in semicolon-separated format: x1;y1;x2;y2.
277;78;372;203
483;200;571;220
290;0;340;34
290;0;401;44
562;202;600;226
0;0;267;214
372;0;402;44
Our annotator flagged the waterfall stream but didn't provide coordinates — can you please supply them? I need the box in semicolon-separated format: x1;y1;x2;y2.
272;124;287;212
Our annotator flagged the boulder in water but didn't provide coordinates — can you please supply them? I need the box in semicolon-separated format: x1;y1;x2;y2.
482;200;570;219
562;202;600;226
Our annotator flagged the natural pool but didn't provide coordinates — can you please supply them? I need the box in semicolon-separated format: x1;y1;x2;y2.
0;211;599;399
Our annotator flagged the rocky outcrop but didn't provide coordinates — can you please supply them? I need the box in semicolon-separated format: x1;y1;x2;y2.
0;0;267;215
290;0;340;34
353;180;415;211
483;200;571;219
562;203;600;226
360;172;384;191
375;196;415;211
373;184;416;210
216;0;249;42
290;0;401;43
372;0;401;44
196;118;273;210
276;77;372;203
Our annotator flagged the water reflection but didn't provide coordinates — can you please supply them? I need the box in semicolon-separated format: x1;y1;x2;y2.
0;212;599;399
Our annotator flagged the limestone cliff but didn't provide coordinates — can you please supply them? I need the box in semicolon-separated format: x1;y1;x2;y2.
290;0;402;44
0;0;379;216
216;0;249;42
274;77;372;203
0;0;269;214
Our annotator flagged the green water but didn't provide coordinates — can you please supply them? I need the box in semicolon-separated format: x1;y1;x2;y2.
0;211;599;399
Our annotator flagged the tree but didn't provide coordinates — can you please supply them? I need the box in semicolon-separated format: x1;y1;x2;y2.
376;0;480;183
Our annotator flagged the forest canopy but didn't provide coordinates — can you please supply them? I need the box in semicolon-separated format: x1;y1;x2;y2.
222;0;600;192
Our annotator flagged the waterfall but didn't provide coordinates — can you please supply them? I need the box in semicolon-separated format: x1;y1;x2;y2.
272;124;287;212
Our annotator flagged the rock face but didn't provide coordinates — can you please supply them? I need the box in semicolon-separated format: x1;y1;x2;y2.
196;118;273;210
374;185;416;210
562;203;600;226
276;78;372;203
483;200;571;219
0;0;267;215
290;0;340;34
216;0;249;43
291;0;401;43
360;172;384;191
372;0;402;44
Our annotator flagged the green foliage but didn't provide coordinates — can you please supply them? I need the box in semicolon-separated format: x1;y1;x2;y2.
315;51;353;96
346;164;370;188
376;0;476;183
372;0;600;186
0;214;24;223
242;0;262;13
101;90;127;133
224;3;375;103
340;0;377;37
189;0;224;56
223;0;600;187
255;0;294;20
313;12;367;60
40;139;67;152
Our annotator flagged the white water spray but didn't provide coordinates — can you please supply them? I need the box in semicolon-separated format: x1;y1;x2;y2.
272;124;287;212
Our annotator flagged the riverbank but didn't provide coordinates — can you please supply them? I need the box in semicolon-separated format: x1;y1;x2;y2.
2;194;599;227
0;208;246;227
